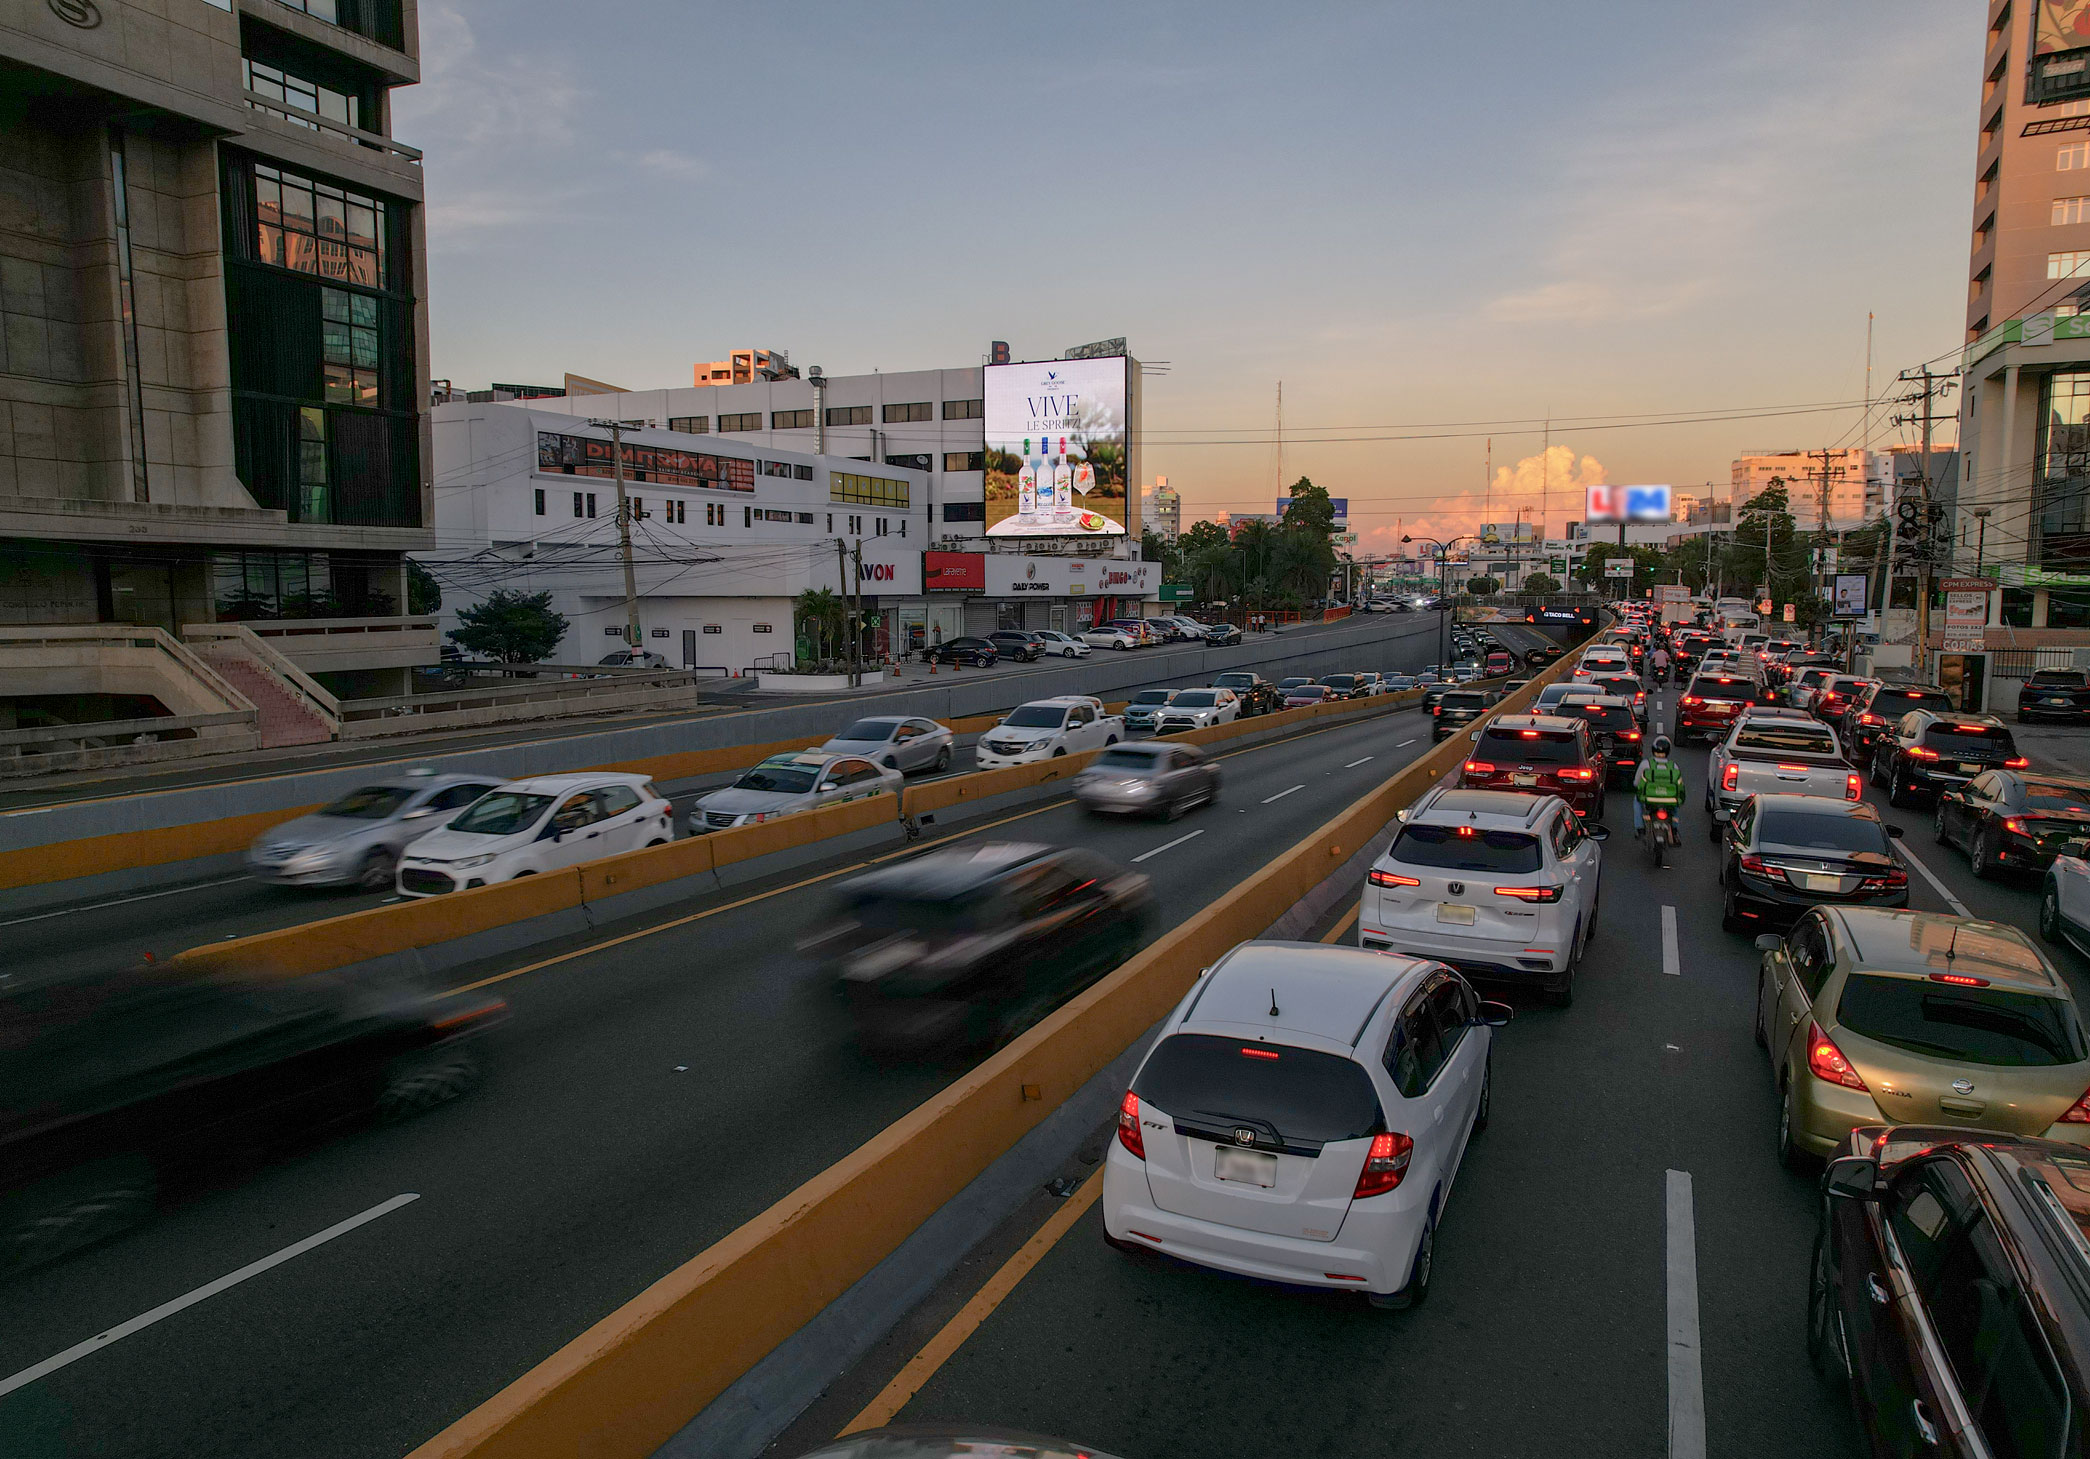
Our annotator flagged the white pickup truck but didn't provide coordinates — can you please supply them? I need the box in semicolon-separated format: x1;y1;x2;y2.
1705;709;1858;835
975;696;1125;768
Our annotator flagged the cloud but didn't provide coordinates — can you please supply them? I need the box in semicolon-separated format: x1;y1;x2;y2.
630;149;711;182
1345;447;1610;554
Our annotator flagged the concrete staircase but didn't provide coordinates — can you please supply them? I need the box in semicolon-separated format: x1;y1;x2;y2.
185;626;342;749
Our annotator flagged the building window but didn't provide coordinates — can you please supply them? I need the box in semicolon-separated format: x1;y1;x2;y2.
298;407;328;522
875;517;889;536
718;412;761;432
744;505;753;528
534;488;545;516
943;501;986;522
2049;100;2090;118
243;57;361;131
883;401;932;423
825;405;872;427
2050;251;2090;279
588;493;598;518
771;409;814;429
574;491;585;518
831;472;910;508
321;288;380;405
943;398;984;420
2064;142;2090;171
2039;372;2090;552
885;453;932;472
665;499;685;524
943;451;986;473
668;415;709;434
271;0;404;48
2058;197;2090;225
848;514;862;534
797;512;815;523
762;460;795;477
254;163;386;287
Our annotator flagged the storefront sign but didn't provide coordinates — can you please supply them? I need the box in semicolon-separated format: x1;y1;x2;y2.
1943;581;1992;653
981;555;1159;599
925;551;985;591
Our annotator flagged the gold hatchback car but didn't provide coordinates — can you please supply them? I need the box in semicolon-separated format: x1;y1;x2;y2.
1755;905;2090;1164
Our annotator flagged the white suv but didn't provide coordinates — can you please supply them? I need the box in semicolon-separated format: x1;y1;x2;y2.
1357;787;1607;1005
1104;941;1509;1310
975;696;1124;767
1155;687;1242;734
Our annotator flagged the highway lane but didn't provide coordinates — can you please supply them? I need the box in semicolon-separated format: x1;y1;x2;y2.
1;621;1462;976
768;684;2087;1459
0;693;1448;1459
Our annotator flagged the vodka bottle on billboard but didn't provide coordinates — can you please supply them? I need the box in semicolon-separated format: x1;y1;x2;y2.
1052;458;1075;526
1018;461;1039;518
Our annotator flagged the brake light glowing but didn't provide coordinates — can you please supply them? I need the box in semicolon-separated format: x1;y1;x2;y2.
1557;767;1596;781
1116;1090;1145;1160
1846;773;1862;800
1622;730;1642;740
1739;853;1770;874
1807;1022;1868;1091
1859;870;1908;892
1520;729;1541;738
1928;972;1991;987
2058;1087;2090;1124
1681;696;1703;707
1464;761;1497;774
2005;818;2027;835
1240;1047;1280;1060
1353;1131;1414;1198
1908;746;1939;760
1721;764;1739;791
1955;724;1986;733
1495;885;1565;902
2006;757;2031;769
1860;713;1885;726
1369;869;1421;888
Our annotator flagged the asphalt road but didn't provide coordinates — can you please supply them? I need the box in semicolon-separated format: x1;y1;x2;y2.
764;678;2090;1459
0;686;1459;1459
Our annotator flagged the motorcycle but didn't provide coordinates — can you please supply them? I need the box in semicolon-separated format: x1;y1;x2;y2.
1639;794;1683;868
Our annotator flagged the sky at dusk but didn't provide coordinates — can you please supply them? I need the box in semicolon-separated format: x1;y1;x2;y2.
397;1;1980;558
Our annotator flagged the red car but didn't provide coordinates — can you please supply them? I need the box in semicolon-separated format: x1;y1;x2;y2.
1484;650;1514;677
1458;714;1607;819
1675;672;1759;742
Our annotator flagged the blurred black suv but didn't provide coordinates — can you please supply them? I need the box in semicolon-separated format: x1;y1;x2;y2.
1430;687;1502;743
1843;682;1956;768
1874;710;2028;807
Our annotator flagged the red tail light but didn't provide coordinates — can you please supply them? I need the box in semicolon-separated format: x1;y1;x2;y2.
1370;869;1421;888
2006;757;2031;769
1846;773;1862;800
2005;818;2027;835
1908;746;1939;760
1860;712;1885;726
1353;1131;1414;1198
1928;972;1991;988
1807;1022;1869;1091
1859;870;1908;892
1721;763;1739;791
1494;885;1565;902
1464;761;1497;774
1622;730;1642;741
1116;1090;1145;1160
2057;1088;2090;1124
1557;766;1596;782
1739;853;1770;874
1681;695;1703;707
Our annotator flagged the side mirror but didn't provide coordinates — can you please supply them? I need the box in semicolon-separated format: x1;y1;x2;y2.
1585;823;1611;841
1885;824;1905;839
539;823;565;843
1754;933;1784;954
1823;1155;1880;1202
1475;1000;1514;1027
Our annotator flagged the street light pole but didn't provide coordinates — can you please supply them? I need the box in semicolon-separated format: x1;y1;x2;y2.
589;417;647;655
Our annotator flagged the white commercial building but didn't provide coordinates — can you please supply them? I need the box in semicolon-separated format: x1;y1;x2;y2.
1731;449;1874;529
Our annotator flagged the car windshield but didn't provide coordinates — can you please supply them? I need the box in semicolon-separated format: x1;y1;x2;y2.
1922;725;2013;754
1836;975;2088;1068
1131;691;1171;705
1288;686;1328;700
1734;724;1838;755
1474;728;1581;765
1757;811;1890;856
1095;748;1163;771
1003;706;1069;728
2026;782;2090;812
1691;678;1755;703
1134;1033;1383;1146
1322;676;1356;690
1389;824;1542;873
449;792;552;836
734;764;821;793
1173;692;1217;707
318;786;415;820
837;719;898;742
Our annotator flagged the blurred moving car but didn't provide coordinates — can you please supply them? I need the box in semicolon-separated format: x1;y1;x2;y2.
1029;629;1091;658
818;716;954;774
1123;688;1174;733
1719;794;1906;931
976;697;1124;767
1936;770;2090;878
1808;1126;2090;1459
248;771;499;890
1754;906;2090;1165
924;636;997;667
1360;787;1605;1005
400;773;675;894
1458;715;1607;820
986;630;1045;663
1;962;505;1276
1875;710;2029;807
1103;941;1509;1309
692;753;900;833
2019;666;2090;723
1430;687;1501;743
1082;626;1139;652
1211;671;1281;715
812;843;1150;1051
790;1428;1129;1459
1155;687;1241;733
1074;742;1221;819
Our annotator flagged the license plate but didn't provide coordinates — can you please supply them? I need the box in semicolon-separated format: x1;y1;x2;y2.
1797;872;1844;892
1214;1147;1278;1187
1959;763;1982;774
1511;773;1538;786
2048;697;2072;705
1437;903;1477;925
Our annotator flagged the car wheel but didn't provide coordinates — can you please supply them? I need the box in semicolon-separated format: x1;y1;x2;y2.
357;847;398;892
1868;752;1887;789
1776;1078;1807;1171
2043;882;2065;944
934;745;951;771
1969;826;1997;879
1051;747;1066;757
1806;1230;1851;1385
1887;766;1912;809
1369;1211;1434;1311
1934;803;1952;846
1117;642;1130;651
1708;813;1722;845
1545;937;1577;1007
1722;881;1744;934
377;1043;480;1121
0;1154;157;1279
1473;1057;1492;1133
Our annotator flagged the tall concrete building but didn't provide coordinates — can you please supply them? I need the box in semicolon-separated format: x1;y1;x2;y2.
1730;449;1871;528
1142;477;1180;542
0;0;433;710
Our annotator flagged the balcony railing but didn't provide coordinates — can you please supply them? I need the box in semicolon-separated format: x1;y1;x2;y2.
241;90;423;164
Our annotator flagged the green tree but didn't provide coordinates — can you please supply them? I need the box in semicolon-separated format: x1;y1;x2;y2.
1465;576;1501;596
1187;542;1240;602
408;560;442;615
448;588;569;663
1179;519;1230;557
1272;528;1335;600
1278;477;1337;536
793;587;845;664
1523;572;1563;596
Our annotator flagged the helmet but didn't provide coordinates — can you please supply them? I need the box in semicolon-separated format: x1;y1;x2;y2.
1651;735;1673;757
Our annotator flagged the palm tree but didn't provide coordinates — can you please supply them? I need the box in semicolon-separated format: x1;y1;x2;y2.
1188;543;1239;602
793;587;844;665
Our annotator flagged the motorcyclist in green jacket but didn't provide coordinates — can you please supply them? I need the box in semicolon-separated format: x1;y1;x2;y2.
1633;735;1685;838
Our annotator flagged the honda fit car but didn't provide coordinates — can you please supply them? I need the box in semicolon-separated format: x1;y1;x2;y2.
1103;941;1509;1310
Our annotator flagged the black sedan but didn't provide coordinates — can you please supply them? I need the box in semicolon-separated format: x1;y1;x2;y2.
986;630;1044;662
1935;769;2090;877
2019;667;2090;723
1719;793;1906;932
924;636;997;667
810;843;1151;1053
1201;621;1244;647
3;964;504;1276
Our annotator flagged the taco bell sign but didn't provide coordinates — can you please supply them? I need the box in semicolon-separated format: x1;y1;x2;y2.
1584;484;1672;524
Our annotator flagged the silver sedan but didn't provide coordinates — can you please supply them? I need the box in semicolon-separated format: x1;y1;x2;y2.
247;771;502;889
817;716;954;774
1072;742;1221;820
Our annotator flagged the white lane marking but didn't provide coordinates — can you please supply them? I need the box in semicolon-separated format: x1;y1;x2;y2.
1344;756;1375;768
0;874;252;929
1662;905;1680;977
1896;842;1971;916
0;1193;419;1400
1666;1169;1707;1459
1396;739;1417;748
1132;830;1204;864
1261;785;1305;804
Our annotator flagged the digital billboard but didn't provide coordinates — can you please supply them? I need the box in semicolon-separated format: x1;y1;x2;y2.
983;356;1128;538
2040;1;2090;54
1584;484;1672;523
2036;3;2090;99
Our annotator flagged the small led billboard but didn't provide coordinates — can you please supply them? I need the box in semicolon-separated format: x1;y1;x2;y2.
1584;484;1672;523
2035;2;2090;101
983;356;1128;537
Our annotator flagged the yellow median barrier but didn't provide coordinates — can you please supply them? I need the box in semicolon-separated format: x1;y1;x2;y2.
705;792;899;871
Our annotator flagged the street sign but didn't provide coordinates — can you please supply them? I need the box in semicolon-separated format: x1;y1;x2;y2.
1782;603;1796;623
1831;573;1869;618
1604;558;1635;578
1942;579;1994;653
1158;583;1192;603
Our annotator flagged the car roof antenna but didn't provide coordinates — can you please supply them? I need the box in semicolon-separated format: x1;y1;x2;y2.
1268;987;1281;1018
1945;923;1960;965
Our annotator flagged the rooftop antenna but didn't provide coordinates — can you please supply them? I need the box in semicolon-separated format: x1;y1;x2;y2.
1268;987;1280;1018
1945;923;1960;964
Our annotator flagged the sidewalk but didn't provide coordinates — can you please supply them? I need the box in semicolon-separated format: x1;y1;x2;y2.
2017;723;2090;777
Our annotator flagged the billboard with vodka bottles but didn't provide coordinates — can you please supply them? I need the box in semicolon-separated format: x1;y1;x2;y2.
982;356;1129;537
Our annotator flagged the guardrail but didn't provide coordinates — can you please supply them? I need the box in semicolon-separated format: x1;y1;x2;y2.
240;91;424;162
0;710;257;751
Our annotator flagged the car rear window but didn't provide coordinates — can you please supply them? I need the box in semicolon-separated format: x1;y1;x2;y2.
1289;686;1328;700
1873;688;1954;714
1134;1032;1383;1146
1836;975;2088;1068
1920;724;2015;754
1757;810;1890;856
1440;692;1489;709
2031;671;2088;688
1388;824;1543;874
1474;728;1583;765
1691;678;1756;703
1734;724;1838;755
1571;704;1636;732
2026;782;2090;812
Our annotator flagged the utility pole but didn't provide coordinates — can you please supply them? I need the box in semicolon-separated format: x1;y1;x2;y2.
850;539;865;687
590;417;645;655
1891;366;1957;672
1811;447;1835;643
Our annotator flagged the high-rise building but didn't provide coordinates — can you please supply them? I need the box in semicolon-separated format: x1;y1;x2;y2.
0;0;433;700
692;350;796;386
1730;450;1870;529
1142;477;1180;542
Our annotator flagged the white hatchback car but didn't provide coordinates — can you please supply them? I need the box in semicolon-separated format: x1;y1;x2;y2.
1031;630;1092;659
1104;941;1508;1310
1357;787;1607;1005
397;772;674;896
1082;626;1139;651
